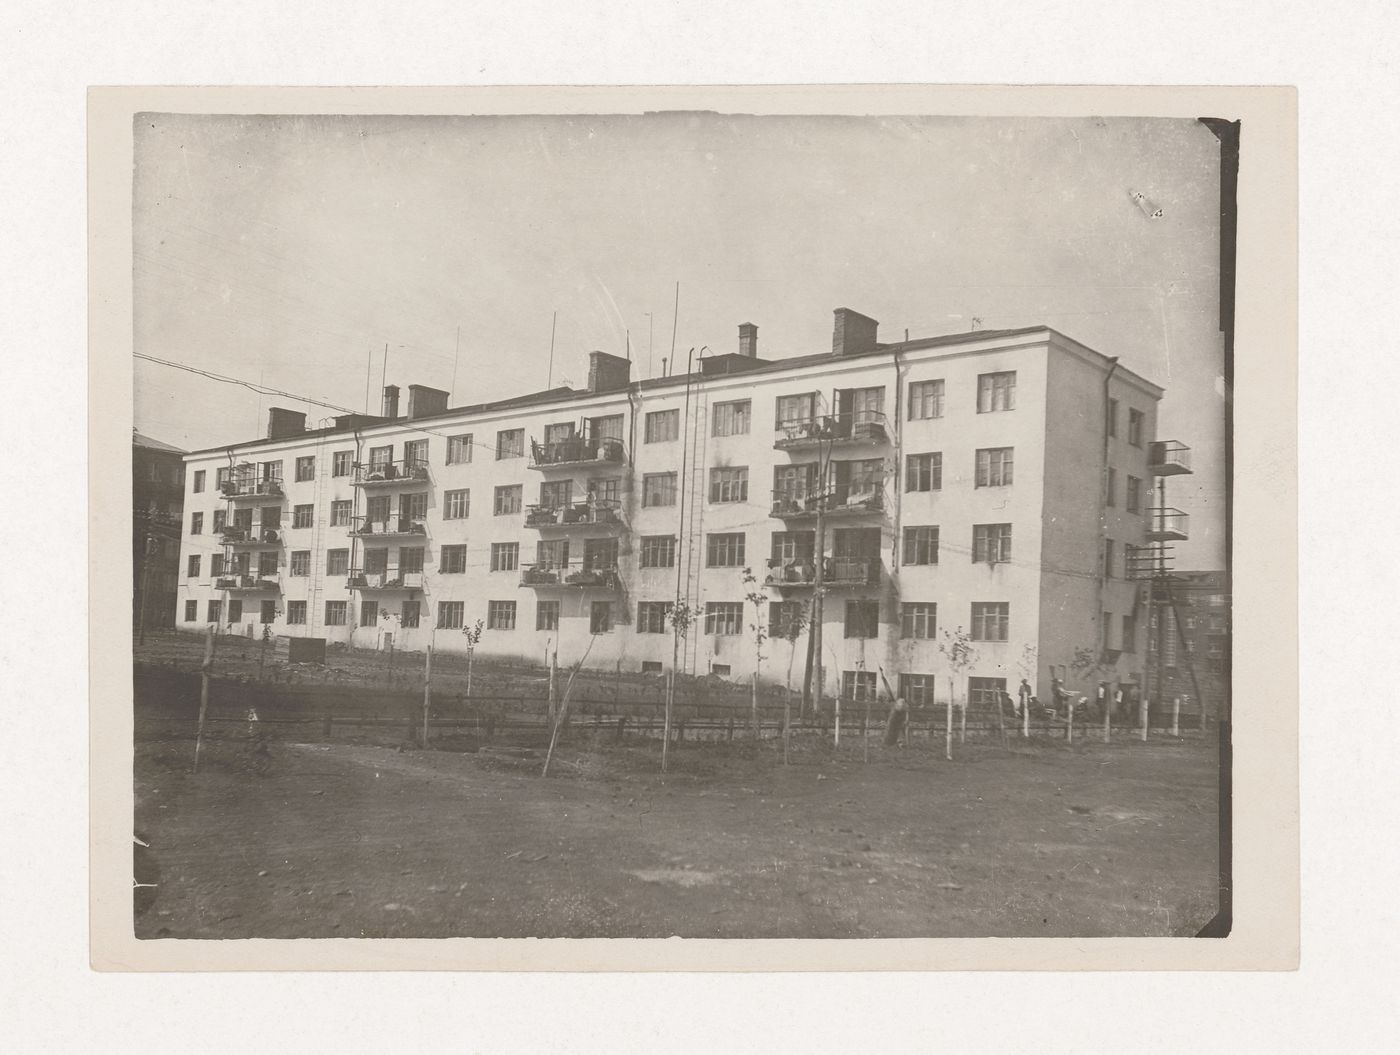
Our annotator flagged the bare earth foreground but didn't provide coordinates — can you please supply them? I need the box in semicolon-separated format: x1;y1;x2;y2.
135;730;1221;939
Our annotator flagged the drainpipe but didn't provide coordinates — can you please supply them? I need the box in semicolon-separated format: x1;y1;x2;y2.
1100;356;1120;694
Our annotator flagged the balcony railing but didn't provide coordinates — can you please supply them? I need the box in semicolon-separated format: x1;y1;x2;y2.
769;483;885;519
353;459;431;486
350;517;427;537
518;562;621;590
523;500;622;529
215;573;280;591
773;412;889;450
346;569;425;590
220;525;283;545
1146;507;1190;541
1148;440;1193;476
219;478;285;500
528;436;626;470
763;556;881;588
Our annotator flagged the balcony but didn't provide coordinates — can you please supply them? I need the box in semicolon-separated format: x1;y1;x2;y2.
524;500;623;530
347;569;425;591
1146;508;1190;542
220;478;285;501
528;436;626;471
353;459;431;487
1148;440;1193;476
763;556;881;589
519;562;621;591
773;412;889;451
215;573;280;591
220;525;283;546
770;484;885;520
350;516;427;538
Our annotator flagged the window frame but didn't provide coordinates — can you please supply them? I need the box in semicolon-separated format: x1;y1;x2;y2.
642;472;677;507
970;601;1010;642
703;601;745;636
976;371;1017;413
439;544;467;574
900;602;937;639
487;600;517;630
975;447;1014;487
901;525;940;566
708;466;749;503
972;523;1012;564
286;600;306;626
644;409;679;443
705;532;746;568
711;399;752;437
905;452;942;492
844;600;880;640
493;484;523;516
907;379;945;420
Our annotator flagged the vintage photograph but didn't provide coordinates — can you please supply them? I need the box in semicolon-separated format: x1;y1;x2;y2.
128;107;1233;942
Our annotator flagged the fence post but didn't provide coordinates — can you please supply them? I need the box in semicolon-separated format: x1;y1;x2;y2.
1171;696;1181;738
422;645;432;748
945;679;953;762
193;624;214;772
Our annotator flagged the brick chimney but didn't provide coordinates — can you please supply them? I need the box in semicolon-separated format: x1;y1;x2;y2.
406;384;449;420
587;351;632;393
266;407;306;440
832;307;879;356
738;322;758;358
381;385;400;418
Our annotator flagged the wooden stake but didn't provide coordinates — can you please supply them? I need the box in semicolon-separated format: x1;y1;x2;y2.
662;670;674;772
959;699;966;743
1172;695;1181;738
1103;686;1112;743
1139;689;1149;742
863;691;871;763
782;687;791;765
422;645;432;748
193;624;214;772
1067;697;1075;744
995;689;1008;750
945;679;953;761
751;671;759;740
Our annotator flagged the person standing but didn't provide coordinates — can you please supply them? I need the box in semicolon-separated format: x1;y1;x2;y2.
1018;678;1032;716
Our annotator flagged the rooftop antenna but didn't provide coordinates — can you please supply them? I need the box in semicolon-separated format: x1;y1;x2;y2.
364;347;373;413
450;325;461;404
380;342;389;407
668;281;680;381
546;310;557;389
644;312;654;378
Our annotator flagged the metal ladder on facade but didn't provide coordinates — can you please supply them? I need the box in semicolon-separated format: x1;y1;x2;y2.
680;384;710;676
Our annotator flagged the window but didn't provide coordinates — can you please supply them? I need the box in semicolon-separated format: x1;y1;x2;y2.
324;601;347;626
293;504;313;528
368;445;393;470
1126;475;1142;513
295;456;315;482
899;674;936;707
706;532;746;567
326;549;349;576
544;422;575;446
216;467;232;490
332;451;353;477
770;530;815;561
769;601;806;638
908;379;945;420
490;542;520;572
900;602;937;639
212;509;226;533
1122;613;1137;654
1128;407;1144;447
184;600;198;622
446;434;473;464
641;661;664;674
536;601;559;631
1107;398;1119;437
260;506;281;529
400;601;420;628
582;537;619;572
439;545;467;574
187;555;201;578
210;554;225;576
360;600;379;627
590;601;614;634
536;539;569;569
969;677;1008;708
844;600;880;639
259;460;283;482
902;526;939;565
636;601;672;634
287;551;309;577
776;392;816;427
436;488;467;520
496;428;524;460
488;600;516;630
971;602;1009;642
191;470;205;494
403;439;428;468
1104;539;1116;579
400;547;424;574
437;601;465;630
704;602;744;636
320;500;346;527
207;600;222;623
973;524;1012;564
639;535;677;568
712;400;752;437
645;409;679;443
642;472;677;507
709;466;749;503
258;550;278;576
539;480;572;509
494;485;522;515
588;477;620;504
282;600;305;625
401;492;428;522
975;447;1014;487
977;371;1016;412
842;671;878;702
190;511;203;535
906;452;942;492
711;663;732;677
1106;467;1117;507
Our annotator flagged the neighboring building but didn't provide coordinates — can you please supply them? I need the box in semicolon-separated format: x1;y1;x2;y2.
1147;569;1230;719
175;307;1184;706
133;431;186;631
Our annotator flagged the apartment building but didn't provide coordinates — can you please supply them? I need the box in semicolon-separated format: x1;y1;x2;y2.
1147;569;1230;718
175;306;1183;706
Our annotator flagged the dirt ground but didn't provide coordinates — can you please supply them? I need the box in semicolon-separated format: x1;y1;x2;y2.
134;730;1222;939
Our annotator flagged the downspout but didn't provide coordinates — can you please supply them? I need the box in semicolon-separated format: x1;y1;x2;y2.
889;344;906;685
1099;357;1120;690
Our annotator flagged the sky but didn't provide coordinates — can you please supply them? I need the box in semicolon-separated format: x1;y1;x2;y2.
134;112;1226;567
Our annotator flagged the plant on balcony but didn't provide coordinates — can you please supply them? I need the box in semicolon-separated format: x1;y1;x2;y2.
525;506;558;527
522;566;558;585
